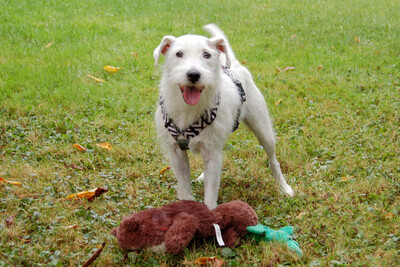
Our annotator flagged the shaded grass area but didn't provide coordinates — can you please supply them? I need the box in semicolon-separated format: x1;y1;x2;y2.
1;0;399;265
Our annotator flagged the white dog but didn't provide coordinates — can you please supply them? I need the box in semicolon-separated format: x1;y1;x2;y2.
153;24;294;209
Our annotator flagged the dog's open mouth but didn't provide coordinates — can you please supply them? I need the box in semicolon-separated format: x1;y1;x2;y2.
179;84;205;105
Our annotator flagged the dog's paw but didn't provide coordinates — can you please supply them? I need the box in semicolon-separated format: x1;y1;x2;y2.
280;184;295;197
195;172;204;182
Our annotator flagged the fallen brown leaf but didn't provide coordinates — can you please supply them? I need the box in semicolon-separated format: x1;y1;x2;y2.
72;143;87;152
18;236;31;244
66;187;108;202
0;177;22;186
131;52;138;59
194;257;224;267
5;212;17;227
64;163;84;170
70;163;84;170
159;166;170;175
384;213;394;219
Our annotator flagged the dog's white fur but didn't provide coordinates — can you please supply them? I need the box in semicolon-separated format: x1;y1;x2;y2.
153;24;294;209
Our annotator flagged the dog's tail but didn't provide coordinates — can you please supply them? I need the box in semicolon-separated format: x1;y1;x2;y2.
203;24;237;66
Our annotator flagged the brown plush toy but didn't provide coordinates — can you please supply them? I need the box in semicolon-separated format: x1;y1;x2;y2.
111;200;258;255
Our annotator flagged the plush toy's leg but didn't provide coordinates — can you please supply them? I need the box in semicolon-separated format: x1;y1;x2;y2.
247;224;303;256
279;226;294;235
164;213;199;255
222;227;241;248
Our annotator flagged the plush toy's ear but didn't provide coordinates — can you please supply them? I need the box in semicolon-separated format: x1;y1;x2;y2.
120;217;139;232
153;35;176;67
209;37;231;68
111;227;118;236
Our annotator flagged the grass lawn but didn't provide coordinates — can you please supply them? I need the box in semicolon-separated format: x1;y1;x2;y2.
1;0;399;265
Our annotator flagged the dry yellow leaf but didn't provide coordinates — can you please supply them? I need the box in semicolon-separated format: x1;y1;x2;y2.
160;166;170;175
384;213;394;219
103;65;122;73
0;177;22;186
45;41;54;48
72;143;87;152
131;52;138;59
87;74;105;83
296;211;307;219
66;187;108;202
62;224;79;230
276;66;295;72
341;176;353;182
96;142;113;151
275;99;283;106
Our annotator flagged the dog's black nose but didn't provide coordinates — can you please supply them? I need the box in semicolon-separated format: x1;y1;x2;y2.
187;70;201;83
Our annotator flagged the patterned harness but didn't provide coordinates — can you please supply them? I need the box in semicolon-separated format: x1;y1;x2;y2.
159;66;246;150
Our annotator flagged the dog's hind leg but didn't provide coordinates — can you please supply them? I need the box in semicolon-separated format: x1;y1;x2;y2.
168;147;194;201
243;100;294;196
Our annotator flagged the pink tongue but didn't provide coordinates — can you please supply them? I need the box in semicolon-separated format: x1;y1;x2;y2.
183;87;201;105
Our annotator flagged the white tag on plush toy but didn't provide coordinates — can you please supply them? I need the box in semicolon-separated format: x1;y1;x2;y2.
212;223;225;246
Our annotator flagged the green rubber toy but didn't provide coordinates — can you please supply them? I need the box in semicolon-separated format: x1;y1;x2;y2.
246;223;303;256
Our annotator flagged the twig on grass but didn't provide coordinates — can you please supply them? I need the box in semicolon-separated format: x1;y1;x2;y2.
82;242;106;267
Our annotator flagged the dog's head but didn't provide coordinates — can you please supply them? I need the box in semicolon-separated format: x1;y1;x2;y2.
153;34;230;105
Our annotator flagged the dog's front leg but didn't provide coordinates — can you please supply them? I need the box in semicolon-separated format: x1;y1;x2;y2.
201;149;223;210
169;147;194;201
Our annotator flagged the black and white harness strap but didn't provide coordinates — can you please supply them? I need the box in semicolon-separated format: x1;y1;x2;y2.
160;66;246;150
222;66;246;131
159;94;221;150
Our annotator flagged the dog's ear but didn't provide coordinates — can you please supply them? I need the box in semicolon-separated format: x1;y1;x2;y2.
153;35;176;67
210;37;231;68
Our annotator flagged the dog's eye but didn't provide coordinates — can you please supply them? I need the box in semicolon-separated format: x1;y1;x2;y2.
176;51;183;58
203;52;211;59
